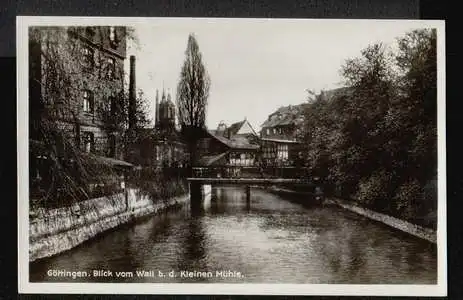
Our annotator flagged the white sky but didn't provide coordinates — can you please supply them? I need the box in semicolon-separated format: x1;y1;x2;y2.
123;19;434;130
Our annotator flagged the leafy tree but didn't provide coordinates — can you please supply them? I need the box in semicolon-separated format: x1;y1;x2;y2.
176;33;211;170
301;29;438;228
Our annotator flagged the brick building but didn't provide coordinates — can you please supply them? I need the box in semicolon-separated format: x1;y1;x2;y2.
29;26;129;160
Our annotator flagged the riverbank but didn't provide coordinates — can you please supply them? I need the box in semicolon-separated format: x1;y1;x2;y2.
29;188;193;262
264;186;436;244
326;197;437;244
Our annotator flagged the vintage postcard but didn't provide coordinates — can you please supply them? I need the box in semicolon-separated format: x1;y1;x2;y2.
17;16;446;296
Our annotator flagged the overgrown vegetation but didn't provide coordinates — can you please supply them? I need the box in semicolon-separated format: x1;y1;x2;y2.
128;167;189;205
29;26;150;210
302;29;437;229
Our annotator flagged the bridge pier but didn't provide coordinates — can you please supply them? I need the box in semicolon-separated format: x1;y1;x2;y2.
187;177;310;213
245;185;251;210
245;185;251;204
190;182;204;214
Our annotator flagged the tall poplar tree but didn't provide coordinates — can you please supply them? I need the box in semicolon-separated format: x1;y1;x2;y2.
176;33;211;170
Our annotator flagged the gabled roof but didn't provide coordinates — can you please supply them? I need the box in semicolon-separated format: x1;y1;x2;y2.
226;120;245;136
217;119;258;138
261;103;309;128
207;130;259;150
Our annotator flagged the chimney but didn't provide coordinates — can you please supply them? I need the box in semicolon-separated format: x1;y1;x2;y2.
155;89;159;126
128;55;136;130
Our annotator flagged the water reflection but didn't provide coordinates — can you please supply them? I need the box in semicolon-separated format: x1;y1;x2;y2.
30;186;437;284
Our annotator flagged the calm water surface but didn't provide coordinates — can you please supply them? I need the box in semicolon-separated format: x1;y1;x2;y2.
30;186;437;284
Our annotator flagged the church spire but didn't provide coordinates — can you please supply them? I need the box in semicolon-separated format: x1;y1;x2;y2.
167;88;172;103
161;88;166;103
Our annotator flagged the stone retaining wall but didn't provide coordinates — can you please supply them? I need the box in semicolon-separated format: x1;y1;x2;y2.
327;198;437;244
265;186;436;244
29;189;189;262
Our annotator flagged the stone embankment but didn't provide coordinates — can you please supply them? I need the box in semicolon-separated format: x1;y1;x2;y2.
326;198;437;244
265;186;437;244
29;188;193;262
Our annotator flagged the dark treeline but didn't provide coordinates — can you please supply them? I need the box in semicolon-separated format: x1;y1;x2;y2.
302;29;437;229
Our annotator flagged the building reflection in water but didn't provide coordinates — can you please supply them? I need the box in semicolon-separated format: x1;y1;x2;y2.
177;218;209;281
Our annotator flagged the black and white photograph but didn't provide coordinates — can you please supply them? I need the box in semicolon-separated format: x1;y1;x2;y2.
17;17;446;296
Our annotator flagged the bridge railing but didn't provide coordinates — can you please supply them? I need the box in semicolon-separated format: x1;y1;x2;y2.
191;166;309;179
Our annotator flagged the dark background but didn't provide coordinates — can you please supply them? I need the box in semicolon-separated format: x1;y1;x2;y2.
1;0;456;299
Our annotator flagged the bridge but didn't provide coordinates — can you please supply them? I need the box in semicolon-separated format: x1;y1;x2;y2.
187;177;309;185
187;166;320;211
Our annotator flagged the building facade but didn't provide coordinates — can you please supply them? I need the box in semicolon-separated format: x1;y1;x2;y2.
197;119;260;168
260;104;307;166
29;26;129;160
132;89;188;168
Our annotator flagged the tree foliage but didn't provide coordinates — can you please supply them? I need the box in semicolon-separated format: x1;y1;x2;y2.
29;26;149;209
301;29;438;228
176;33;211;166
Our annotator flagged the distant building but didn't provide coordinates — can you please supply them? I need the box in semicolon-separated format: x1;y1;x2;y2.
197;119;260;167
155;89;176;131
317;86;352;103
260;104;308;166
132;89;187;168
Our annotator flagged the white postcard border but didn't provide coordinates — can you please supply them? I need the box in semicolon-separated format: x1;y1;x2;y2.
17;16;447;296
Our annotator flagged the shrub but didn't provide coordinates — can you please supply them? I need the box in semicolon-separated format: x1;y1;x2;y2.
392;178;423;221
129;167;188;204
355;169;392;210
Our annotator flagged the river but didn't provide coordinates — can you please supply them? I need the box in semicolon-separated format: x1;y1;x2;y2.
29;186;437;284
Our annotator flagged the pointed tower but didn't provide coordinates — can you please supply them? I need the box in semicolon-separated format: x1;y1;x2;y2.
167;88;175;126
161;88;166;102
167;88;172;103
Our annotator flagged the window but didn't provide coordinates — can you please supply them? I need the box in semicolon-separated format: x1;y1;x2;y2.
109;27;116;41
109;26;119;48
266;128;270;135
107;57;116;79
156;145;161;161
82;90;94;113
83;132;94;153
83;47;94;69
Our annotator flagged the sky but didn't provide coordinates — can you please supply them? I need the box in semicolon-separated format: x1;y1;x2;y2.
123;19;433;131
